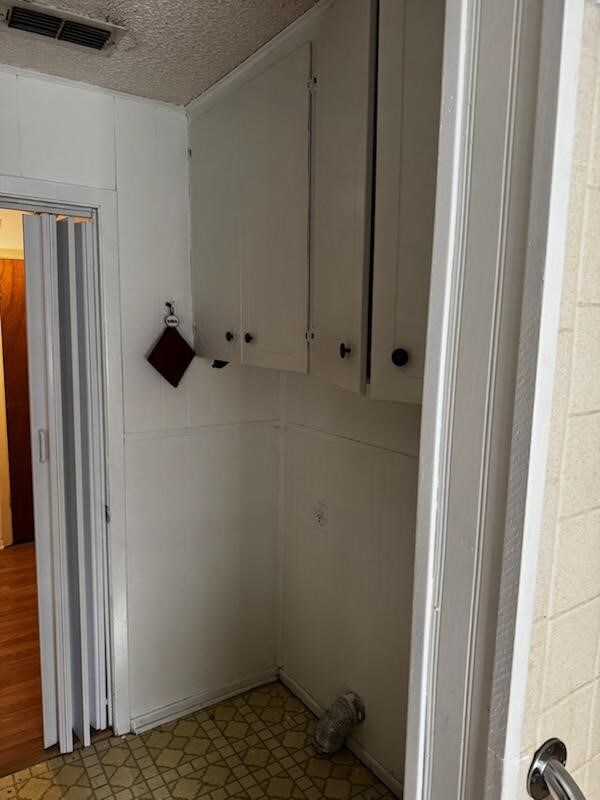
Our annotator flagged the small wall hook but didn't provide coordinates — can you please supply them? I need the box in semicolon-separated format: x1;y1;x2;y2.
164;300;180;328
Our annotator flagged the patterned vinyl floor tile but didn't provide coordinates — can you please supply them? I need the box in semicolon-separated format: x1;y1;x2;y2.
0;683;398;800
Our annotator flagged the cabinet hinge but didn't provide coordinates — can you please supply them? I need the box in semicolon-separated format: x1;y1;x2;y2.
105;505;111;524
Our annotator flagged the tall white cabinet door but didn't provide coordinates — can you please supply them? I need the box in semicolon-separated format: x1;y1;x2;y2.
309;0;377;394
191;99;242;363
240;44;311;373
369;0;445;404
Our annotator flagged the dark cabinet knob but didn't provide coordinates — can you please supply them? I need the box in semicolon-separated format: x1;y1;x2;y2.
339;342;351;359
244;333;254;344
391;348;409;367
225;331;234;342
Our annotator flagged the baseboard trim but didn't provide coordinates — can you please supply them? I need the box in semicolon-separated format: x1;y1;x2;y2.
278;669;404;799
130;669;278;734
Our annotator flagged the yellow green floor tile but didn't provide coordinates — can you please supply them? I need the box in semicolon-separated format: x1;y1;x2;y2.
1;683;397;799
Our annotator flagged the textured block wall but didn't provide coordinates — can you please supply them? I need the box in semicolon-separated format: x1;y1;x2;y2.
520;4;600;795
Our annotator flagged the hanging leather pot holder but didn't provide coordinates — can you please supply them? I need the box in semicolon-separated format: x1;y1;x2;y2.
146;325;195;387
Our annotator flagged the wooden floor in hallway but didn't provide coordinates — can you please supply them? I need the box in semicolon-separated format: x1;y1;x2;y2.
0;543;47;776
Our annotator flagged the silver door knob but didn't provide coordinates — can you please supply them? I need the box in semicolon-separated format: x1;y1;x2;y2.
527;739;586;800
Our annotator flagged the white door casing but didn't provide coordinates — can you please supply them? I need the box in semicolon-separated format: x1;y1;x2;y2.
0;178;129;738
491;2;585;796
405;1;583;799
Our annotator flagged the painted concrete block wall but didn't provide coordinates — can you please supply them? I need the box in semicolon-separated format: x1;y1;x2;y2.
280;373;420;785
520;6;600;795
0;66;281;725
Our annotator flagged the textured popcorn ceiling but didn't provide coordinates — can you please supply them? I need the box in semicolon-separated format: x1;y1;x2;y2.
0;0;318;104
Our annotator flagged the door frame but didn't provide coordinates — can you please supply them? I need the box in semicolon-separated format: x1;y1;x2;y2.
0;177;130;738
404;1;583;799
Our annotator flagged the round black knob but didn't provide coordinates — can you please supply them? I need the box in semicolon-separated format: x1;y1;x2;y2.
225;331;234;342
391;348;409;367
339;342;351;359
244;333;254;344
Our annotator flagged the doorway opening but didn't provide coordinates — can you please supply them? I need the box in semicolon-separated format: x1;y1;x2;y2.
0;207;46;775
0;205;111;776
0;210;34;549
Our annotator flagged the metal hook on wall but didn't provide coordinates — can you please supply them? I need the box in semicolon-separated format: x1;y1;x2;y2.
164;300;180;328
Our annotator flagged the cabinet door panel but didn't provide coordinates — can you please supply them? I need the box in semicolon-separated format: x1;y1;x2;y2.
369;0;444;404
240;44;311;373
309;0;377;394
191;98;242;363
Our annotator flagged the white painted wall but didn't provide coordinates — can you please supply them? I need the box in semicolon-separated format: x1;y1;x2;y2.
0;65;281;725
279;373;420;786
0;48;421;787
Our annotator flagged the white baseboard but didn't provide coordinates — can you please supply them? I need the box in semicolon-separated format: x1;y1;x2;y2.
130;669;277;734
278;669;404;799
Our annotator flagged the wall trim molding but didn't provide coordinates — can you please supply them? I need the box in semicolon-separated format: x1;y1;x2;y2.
285;420;419;460
124;420;278;442
130;670;278;734
185;0;333;117
278;669;404;799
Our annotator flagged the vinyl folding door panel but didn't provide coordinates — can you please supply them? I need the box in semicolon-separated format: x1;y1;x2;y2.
56;218;109;745
71;220;110;733
24;214;108;753
24;213;59;749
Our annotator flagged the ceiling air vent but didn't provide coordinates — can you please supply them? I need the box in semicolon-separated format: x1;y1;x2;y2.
58;19;111;50
7;5;60;37
1;1;125;51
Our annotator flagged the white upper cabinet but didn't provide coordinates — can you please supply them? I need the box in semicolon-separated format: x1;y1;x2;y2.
189;0;443;398
239;45;311;373
369;0;445;404
190;44;311;372
309;0;377;394
191;98;242;364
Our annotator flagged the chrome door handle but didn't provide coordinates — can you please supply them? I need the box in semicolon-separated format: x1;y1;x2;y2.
527;739;586;800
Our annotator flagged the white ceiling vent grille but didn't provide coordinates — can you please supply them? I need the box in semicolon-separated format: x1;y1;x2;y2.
1;1;125;51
